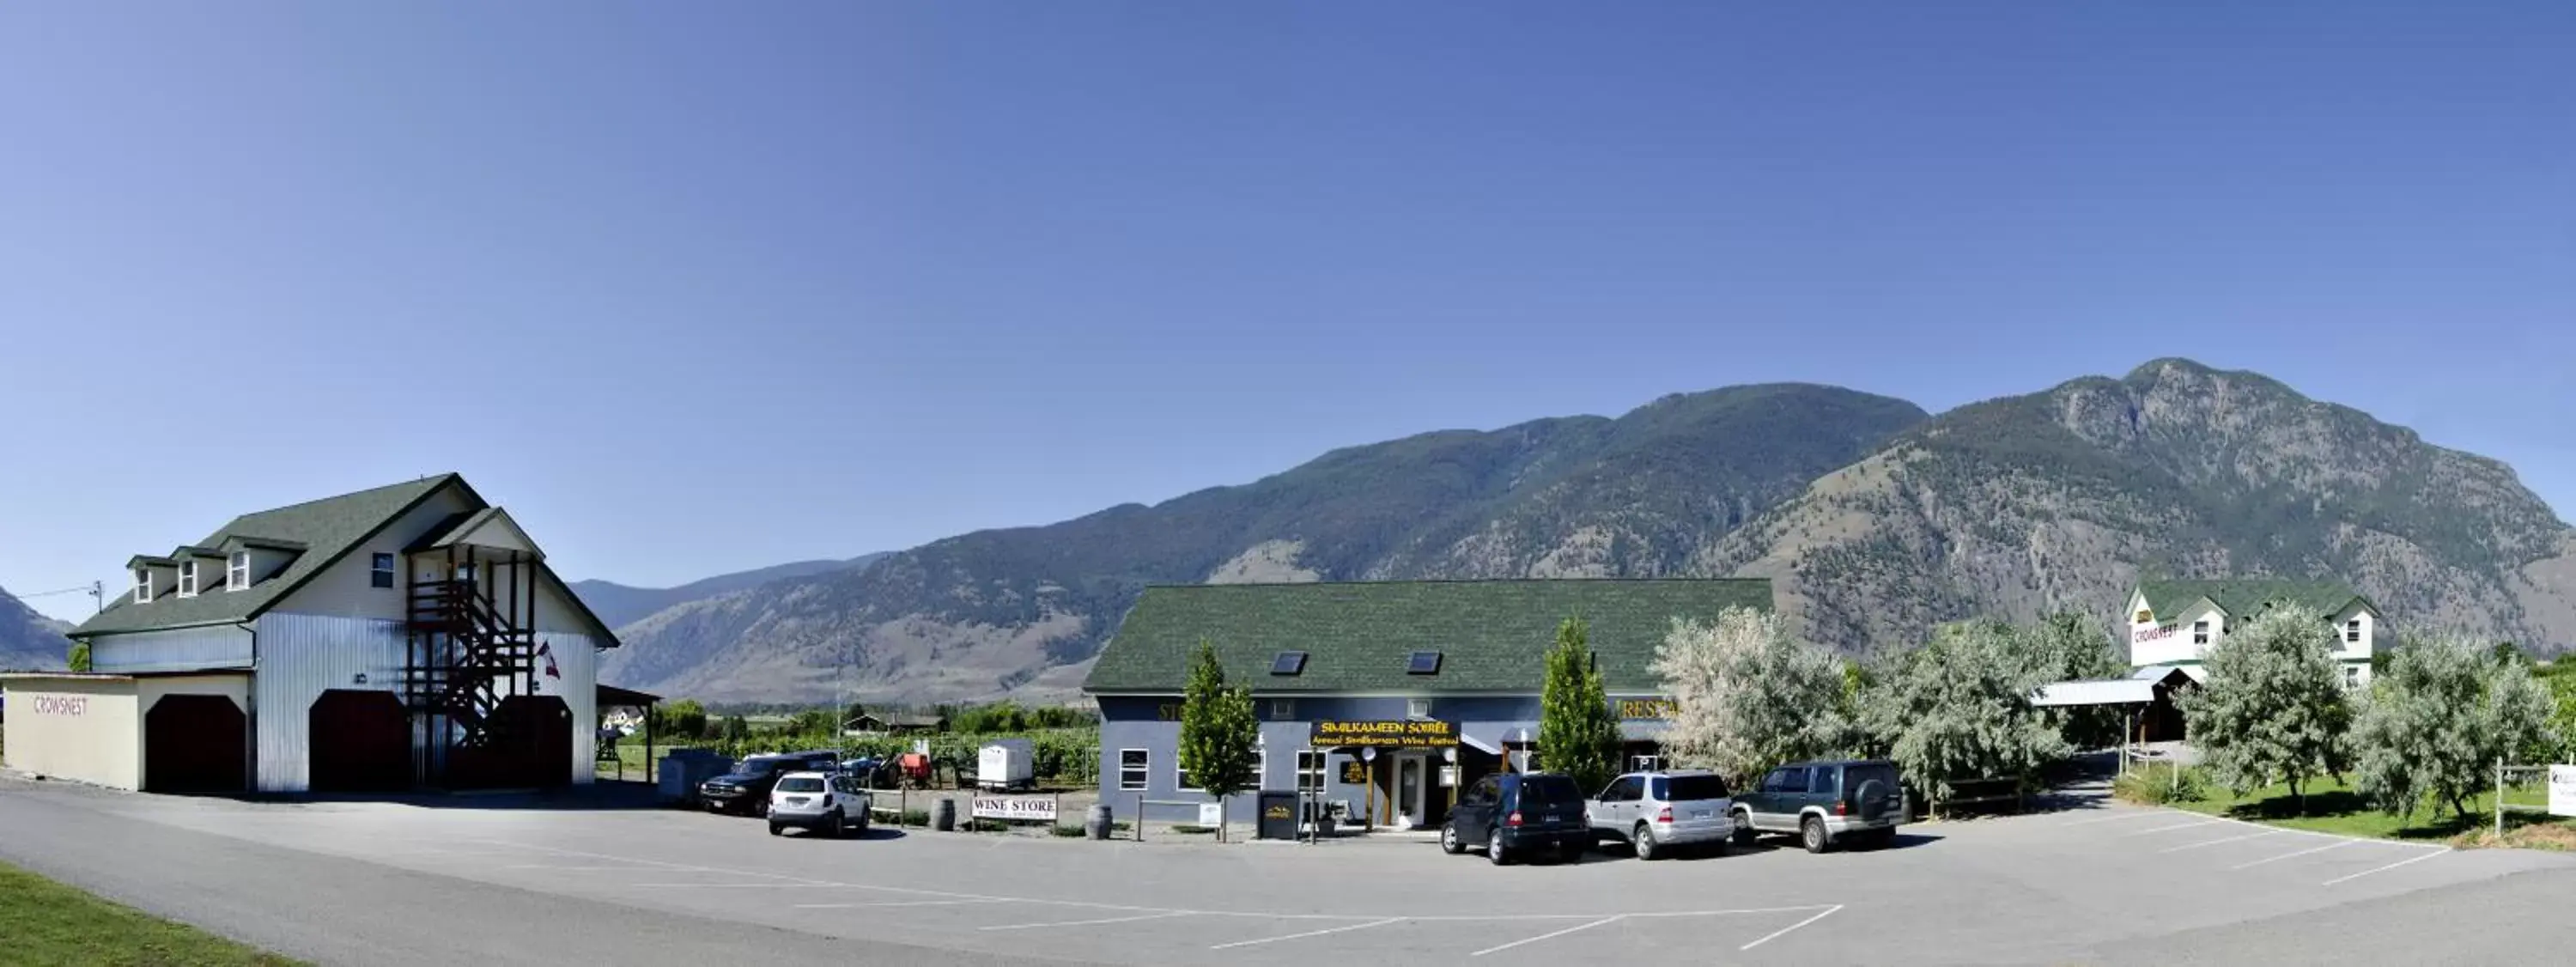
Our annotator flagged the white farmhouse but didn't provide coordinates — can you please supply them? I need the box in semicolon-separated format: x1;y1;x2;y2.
2126;579;2380;688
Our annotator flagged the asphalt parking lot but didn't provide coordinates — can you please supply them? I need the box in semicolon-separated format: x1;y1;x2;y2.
4;775;2573;965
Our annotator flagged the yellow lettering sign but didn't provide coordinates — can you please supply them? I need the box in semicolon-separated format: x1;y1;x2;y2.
1616;698;1679;720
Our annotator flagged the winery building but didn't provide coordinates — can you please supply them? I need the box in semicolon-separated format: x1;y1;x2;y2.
3;474;619;794
2126;579;2381;687
1083;579;1773;828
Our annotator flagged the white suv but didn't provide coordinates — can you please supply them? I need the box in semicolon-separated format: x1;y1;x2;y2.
768;771;872;838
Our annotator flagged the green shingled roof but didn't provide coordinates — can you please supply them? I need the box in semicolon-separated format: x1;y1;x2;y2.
70;475;464;637
1083;579;1775;695
2139;579;2372;622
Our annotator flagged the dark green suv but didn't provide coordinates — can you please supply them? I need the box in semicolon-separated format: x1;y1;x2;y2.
1728;759;1904;853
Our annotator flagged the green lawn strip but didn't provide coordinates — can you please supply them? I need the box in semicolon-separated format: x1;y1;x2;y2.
2160;771;2576;842
0;860;303;966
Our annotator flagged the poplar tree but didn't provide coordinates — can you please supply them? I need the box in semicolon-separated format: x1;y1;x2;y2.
2351;635;2555;821
1538;617;1621;793
1176;641;1259;840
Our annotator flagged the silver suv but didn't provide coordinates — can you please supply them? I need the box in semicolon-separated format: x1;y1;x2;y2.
1586;769;1736;860
767;771;873;838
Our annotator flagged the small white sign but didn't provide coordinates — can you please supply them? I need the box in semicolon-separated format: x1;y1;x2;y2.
1438;765;1459;788
970;797;1057;822
1198;802;1224;826
2549;765;2576;818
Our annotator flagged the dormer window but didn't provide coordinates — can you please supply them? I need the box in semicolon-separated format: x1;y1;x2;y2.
228;551;250;591
134;568;153;604
178;561;199;598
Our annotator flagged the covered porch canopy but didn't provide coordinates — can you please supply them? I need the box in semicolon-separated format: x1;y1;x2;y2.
2029;666;2196;747
597;683;661;782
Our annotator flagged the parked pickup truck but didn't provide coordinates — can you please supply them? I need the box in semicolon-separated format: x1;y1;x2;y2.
1730;758;1905;854
1586;769;1735;860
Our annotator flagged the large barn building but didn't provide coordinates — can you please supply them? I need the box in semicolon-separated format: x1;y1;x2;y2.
3;474;617;794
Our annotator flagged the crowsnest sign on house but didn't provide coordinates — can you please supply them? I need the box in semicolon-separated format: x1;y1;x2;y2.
1311;719;1457;748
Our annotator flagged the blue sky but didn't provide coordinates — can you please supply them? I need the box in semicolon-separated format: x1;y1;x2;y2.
4;2;2571;621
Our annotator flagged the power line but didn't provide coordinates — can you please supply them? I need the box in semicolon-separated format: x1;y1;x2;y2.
9;585;97;599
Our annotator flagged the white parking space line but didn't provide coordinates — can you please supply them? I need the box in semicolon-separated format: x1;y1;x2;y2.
1210;917;1403;950
795;899;1009;909
2158;829;2284;853
1470;915;1624;958
2322;850;2447;886
2063;811;2176;826
980;911;1192;932
2228;839;2357;869
1737;903;1844;952
503;865;666;871
2115;818;2228;837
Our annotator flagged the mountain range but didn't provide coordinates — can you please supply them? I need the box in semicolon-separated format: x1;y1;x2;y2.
586;359;2576;705
0;587;72;671
569;554;890;631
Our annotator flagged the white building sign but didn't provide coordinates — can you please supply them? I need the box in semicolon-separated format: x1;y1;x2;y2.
2549;766;2576;818
1198;802;1224;826
970;797;1057;822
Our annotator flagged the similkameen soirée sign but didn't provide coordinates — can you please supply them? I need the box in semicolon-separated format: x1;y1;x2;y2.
1310;720;1456;748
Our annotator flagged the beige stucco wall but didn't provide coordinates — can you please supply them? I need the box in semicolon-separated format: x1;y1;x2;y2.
2;677;143;790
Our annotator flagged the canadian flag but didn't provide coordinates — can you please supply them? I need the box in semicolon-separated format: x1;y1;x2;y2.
537;641;561;680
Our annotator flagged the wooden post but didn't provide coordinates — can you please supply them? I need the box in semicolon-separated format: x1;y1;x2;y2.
2496;757;2506;840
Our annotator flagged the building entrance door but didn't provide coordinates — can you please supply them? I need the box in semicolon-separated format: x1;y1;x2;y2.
1396;753;1427;829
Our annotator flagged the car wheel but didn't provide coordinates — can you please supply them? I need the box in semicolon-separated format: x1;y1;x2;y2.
1801;816;1830;854
755;800;770;819
1440;822;1465;855
1633;823;1660;861
826;811;845;838
768;823;784;836
1731;812;1756;847
1485;828;1510;866
855;808;871;833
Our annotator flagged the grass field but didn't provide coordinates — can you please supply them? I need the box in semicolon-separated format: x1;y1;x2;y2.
0;860;301;966
2153;768;2576;843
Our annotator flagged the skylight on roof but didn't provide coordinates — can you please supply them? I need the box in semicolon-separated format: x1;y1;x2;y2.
1407;650;1443;675
1271;651;1308;676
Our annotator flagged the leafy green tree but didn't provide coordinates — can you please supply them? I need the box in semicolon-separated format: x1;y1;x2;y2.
653;698;708;740
841;701;868;727
2352;635;2556;821
720;715;750;745
1538;617;1621;793
2023;612;2129;749
1653;608;1849;786
2546;671;2576;761
1176;642;1259;841
1862;619;2069;803
66;640;91;672
2178;605;2353;809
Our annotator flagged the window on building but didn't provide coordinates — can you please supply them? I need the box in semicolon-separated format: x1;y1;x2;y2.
371;553;397;589
2344;666;2361;688
2192;620;2209;646
1406;697;1433;721
1177;758;1201;793
1118;749;1150;791
1406;650;1442;675
1269;699;1296;721
2346;619;2362;643
178;561;198;598
133;568;152;604
1296;751;1326;793
227;551;250;591
1270;651;1307;676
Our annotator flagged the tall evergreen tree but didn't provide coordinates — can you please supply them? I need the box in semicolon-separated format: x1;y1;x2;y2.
1539;617;1621;794
1176;641;1260;841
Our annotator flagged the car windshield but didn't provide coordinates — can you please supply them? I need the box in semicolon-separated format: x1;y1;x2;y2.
775;776;825;793
736;758;781;776
1516;776;1583;807
1846;763;1898;794
1656;775;1730;801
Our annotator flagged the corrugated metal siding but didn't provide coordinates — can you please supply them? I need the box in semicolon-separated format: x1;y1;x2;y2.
252;612;409;793
89;625;252;673
535;632;600;786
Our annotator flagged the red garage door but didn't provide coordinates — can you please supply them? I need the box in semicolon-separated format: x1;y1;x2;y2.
143;695;246;794
310;690;411;792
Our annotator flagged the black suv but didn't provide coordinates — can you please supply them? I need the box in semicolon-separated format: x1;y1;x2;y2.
699;751;842;816
1441;772;1590;865
1729;758;1905;853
